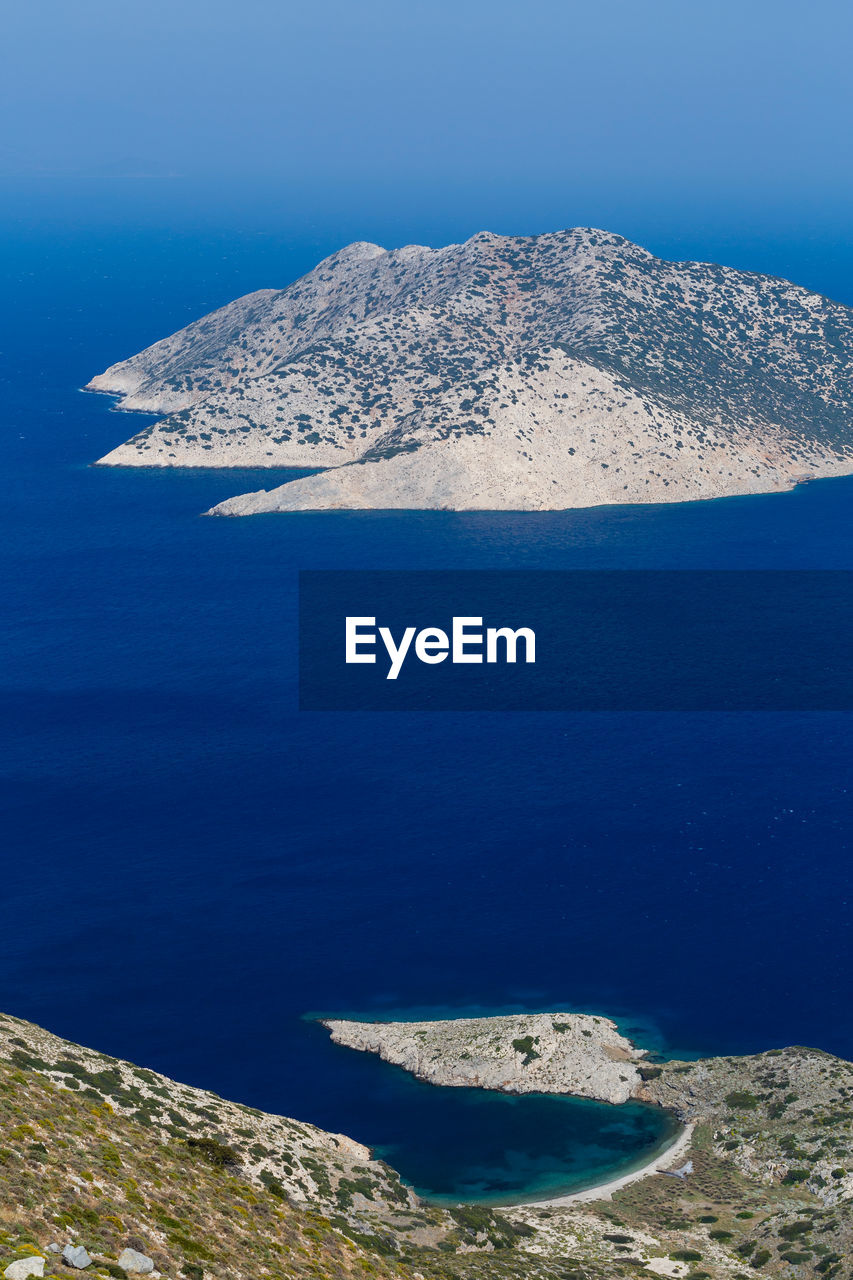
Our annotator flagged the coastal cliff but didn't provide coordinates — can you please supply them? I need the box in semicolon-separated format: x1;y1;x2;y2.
87;229;853;513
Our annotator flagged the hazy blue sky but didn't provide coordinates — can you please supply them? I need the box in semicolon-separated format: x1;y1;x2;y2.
2;0;852;256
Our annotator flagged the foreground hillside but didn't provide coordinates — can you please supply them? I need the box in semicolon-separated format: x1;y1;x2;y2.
3;1010;853;1280
87;229;853;513
0;1012;534;1280
0;1048;408;1280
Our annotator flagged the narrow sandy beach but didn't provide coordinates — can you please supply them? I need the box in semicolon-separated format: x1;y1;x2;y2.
526;1121;696;1207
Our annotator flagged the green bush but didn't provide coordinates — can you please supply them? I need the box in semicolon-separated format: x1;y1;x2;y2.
511;1036;540;1066
725;1091;759;1110
184;1137;238;1168
259;1171;286;1199
779;1221;812;1240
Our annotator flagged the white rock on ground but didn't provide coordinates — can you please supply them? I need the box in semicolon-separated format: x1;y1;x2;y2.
116;1249;154;1274
3;1259;44;1280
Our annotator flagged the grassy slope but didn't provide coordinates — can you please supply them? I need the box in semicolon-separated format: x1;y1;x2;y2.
0;1053;409;1280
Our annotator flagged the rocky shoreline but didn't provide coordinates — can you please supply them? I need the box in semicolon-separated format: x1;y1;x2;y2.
5;1008;853;1279
322;1011;853;1212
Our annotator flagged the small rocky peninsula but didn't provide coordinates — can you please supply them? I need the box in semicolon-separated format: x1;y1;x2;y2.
87;229;853;514
4;1008;853;1280
322;1011;644;1104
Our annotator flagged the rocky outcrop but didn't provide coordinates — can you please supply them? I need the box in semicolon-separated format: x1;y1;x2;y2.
88;228;853;513
322;1012;645;1104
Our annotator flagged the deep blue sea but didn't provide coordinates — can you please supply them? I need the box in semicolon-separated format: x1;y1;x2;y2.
1;224;852;1203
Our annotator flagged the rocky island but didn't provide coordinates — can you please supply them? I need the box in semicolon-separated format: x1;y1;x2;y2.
5;1007;853;1280
87;229;853;514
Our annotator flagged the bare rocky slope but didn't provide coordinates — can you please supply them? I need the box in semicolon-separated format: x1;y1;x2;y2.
87;229;853;513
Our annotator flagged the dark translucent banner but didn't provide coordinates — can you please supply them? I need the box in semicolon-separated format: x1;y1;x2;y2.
298;571;853;711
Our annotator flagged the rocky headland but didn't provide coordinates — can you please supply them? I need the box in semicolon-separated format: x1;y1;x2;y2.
322;1011;644;1104
87;229;853;514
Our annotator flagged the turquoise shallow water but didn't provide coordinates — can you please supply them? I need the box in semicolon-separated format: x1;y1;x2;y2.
372;1085;681;1206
